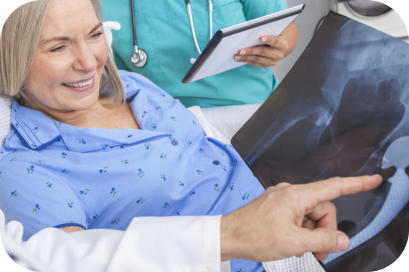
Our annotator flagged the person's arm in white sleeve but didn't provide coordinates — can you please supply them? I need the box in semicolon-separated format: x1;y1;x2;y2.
1;210;223;272
2;175;382;272
107;216;221;272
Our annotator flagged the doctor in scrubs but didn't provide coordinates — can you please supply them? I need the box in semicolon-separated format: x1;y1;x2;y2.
101;0;299;139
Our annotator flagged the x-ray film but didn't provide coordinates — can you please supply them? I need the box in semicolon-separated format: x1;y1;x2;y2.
232;12;409;272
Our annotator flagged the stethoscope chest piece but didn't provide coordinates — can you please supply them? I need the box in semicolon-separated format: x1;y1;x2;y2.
130;48;148;68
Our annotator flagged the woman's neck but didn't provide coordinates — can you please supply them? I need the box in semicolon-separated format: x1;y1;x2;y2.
29;100;140;130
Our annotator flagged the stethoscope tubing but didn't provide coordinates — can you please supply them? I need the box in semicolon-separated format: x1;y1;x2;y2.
129;0;138;52
185;0;213;55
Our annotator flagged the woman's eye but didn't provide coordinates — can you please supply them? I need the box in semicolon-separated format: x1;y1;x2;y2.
49;45;65;53
90;31;103;39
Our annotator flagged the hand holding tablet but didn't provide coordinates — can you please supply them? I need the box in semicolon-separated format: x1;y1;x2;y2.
182;4;305;83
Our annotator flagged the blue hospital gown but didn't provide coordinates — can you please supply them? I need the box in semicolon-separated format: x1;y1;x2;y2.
0;71;265;271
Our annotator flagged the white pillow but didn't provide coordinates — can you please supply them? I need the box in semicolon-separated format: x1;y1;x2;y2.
188;104;260;144
103;21;121;57
0;96;11;146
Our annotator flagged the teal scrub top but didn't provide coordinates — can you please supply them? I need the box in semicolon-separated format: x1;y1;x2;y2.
101;0;288;107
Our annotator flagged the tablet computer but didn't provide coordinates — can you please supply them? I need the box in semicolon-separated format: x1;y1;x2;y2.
182;4;305;83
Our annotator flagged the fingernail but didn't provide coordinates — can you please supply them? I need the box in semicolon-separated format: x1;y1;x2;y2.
336;234;349;252
260;37;267;42
239;49;246;55
235;55;241;61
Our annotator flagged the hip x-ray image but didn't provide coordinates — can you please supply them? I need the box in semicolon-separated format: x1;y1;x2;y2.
232;12;409;272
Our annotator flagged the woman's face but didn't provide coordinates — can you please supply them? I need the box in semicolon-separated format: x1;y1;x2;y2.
24;0;108;114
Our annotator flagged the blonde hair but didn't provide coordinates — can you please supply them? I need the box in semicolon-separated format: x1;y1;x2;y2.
0;0;124;104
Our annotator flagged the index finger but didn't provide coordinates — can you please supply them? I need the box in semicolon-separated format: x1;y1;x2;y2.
301;175;383;205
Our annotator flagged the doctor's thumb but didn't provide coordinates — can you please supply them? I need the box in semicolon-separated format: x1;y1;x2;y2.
297;228;350;255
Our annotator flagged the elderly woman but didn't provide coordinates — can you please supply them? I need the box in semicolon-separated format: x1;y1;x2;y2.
0;0;382;271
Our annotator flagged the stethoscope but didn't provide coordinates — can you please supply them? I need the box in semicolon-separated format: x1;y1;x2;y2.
129;0;148;68
186;0;213;64
129;0;213;68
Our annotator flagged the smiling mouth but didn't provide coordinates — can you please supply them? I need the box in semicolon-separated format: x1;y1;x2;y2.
63;76;94;88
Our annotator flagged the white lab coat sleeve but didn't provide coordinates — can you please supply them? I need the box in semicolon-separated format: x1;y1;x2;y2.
107;216;222;272
0;210;223;272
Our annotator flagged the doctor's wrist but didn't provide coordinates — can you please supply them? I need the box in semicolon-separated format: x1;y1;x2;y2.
220;213;238;261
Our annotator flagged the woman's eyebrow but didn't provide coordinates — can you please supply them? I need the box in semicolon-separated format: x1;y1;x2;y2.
89;22;103;33
40;22;103;45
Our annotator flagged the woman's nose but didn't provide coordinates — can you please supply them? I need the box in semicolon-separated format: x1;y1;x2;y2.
73;43;98;72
